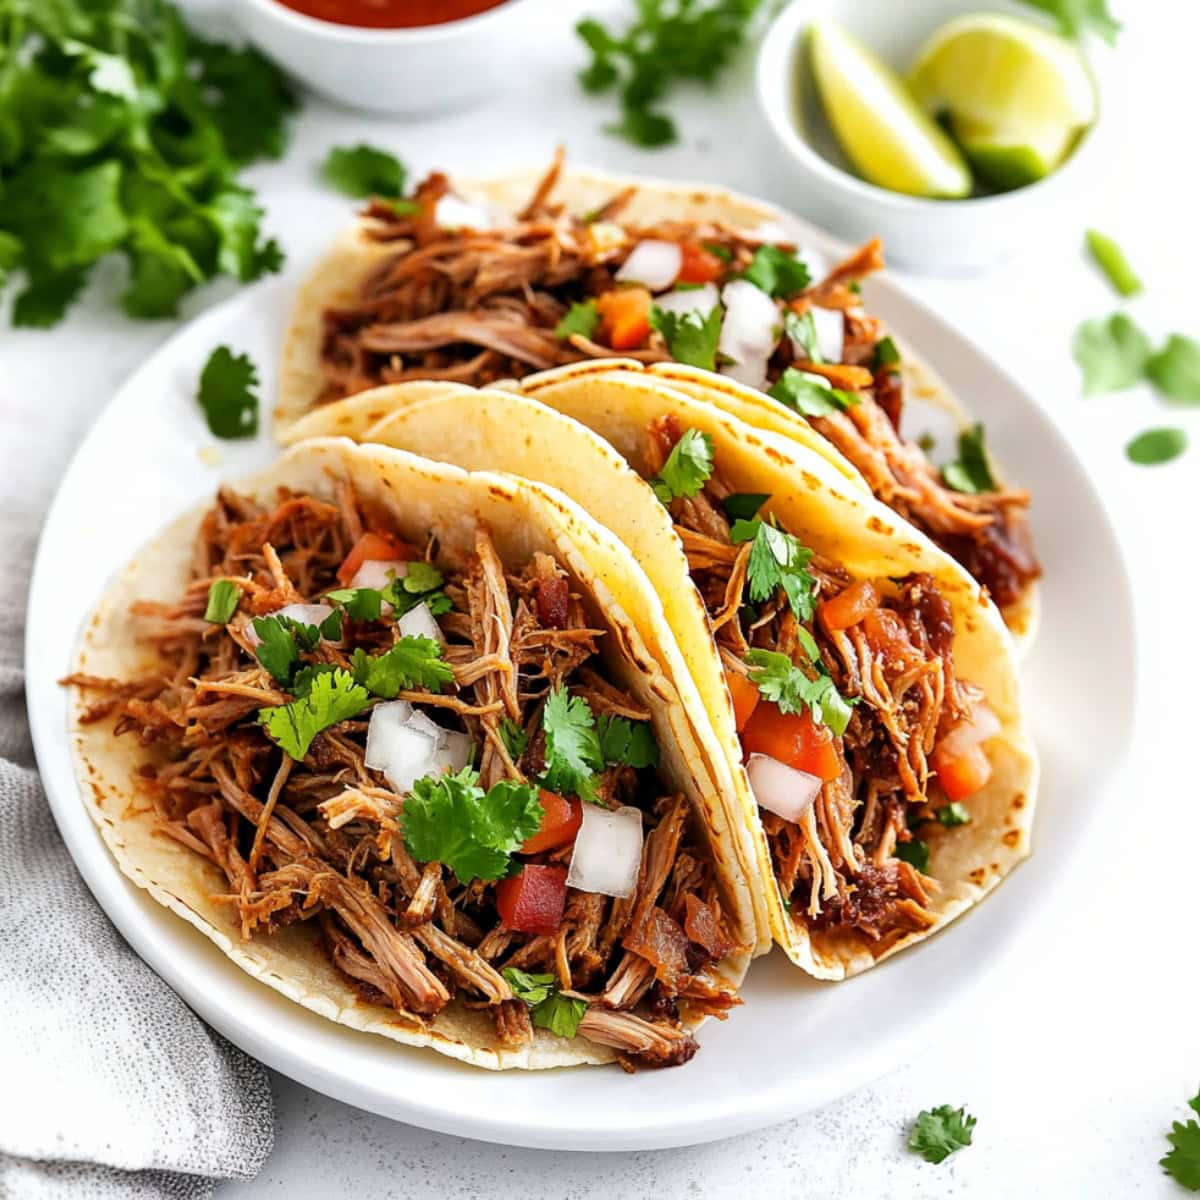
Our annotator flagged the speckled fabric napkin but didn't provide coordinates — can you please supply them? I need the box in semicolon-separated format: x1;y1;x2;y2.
0;401;275;1199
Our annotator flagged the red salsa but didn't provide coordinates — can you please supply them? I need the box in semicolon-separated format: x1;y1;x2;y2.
274;0;509;27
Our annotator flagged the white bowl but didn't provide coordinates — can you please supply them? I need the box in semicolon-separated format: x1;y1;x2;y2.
235;0;538;114
756;0;1114;273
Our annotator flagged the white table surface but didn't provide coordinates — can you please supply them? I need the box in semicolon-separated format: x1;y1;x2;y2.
6;1;1197;1195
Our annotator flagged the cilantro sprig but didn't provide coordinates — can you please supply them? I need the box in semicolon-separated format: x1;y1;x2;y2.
651;428;715;503
555;300;601;341
909;1104;976;1164
768;368;860;417
0;0;294;327
597;714;660;768
1162;1089;1200;1191
941;424;998;495
649;305;722;371
502;968;588;1039
745;647;854;737
350;637;453;697
258;668;370;761
741;245;811;299
540;686;604;802
197;347;259;439
731;517;818;623
1073;313;1153;395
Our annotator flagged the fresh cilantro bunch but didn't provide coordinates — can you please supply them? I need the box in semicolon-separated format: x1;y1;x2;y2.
576;0;766;147
0;0;296;327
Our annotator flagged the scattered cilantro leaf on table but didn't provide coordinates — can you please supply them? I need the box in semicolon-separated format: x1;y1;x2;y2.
1085;229;1142;297
941;424;998;494
257;668;370;761
1073;313;1153;394
321;144;406;198
909;1103;976;1163
197;347;260;439
651;427;715;502
1126;427;1187;466
1162;1089;1200;1191
1146;334;1200;406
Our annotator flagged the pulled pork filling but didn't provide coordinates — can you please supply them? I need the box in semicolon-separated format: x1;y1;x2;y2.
68;482;741;1069
647;416;991;959
316;152;1039;613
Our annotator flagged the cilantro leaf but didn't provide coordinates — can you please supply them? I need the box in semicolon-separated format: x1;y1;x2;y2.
290;663;340;699
1162;1090;1200;1191
541;686;603;802
909;1104;976;1164
650;305;722;371
597;715;660;768
768;368;860;417
784;309;822;362
1073;313;1152;395
252;616;301;685
532;991;588;1039
402;768;542;883
935;802;971;827
651;428;715;503
379;561;451;617
722;492;770;521
1019;0;1120;43
731;518;818;623
11;269;90;329
741;245;811;299
1085;230;1141;297
555;299;601;340
350;637;454;698
321;144;406;198
197;347;259;439
500;717;530;761
325;587;384;622
745;648;854;736
257;668;370;761
1146;334;1200;406
1127;427;1187;466
874;335;901;367
941;424;998;495
204;580;240;624
896;839;931;873
501;968;557;1006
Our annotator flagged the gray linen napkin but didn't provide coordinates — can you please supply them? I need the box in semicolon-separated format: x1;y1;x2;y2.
0;405;275;1198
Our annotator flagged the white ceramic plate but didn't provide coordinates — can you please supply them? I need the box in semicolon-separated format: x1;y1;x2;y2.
27;213;1134;1151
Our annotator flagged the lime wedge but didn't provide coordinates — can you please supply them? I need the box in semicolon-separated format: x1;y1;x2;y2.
952;115;1080;189
808;20;971;199
908;14;1096;133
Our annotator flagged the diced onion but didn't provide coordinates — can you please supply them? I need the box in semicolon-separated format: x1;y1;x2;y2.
365;700;439;794
429;728;473;775
718;280;781;375
350;560;406;591
810;306;845;363
652;283;720;320
616;239;682;291
936;704;1002;762
398;601;445;644
747;753;823;823
566;803;644;899
245;603;335;647
720;353;770;391
434;194;503;231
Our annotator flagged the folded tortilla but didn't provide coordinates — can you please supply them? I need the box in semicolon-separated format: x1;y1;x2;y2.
69;438;761;1067
283;387;1038;980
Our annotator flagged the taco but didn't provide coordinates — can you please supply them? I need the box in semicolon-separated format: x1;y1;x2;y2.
277;151;1040;641
282;385;1037;980
65;438;761;1069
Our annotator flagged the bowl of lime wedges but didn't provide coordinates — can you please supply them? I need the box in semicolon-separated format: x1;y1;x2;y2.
756;0;1114;272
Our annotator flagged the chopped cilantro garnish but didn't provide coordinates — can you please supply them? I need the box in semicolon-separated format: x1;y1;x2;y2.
257;668;370;761
1146;334;1200;406
597;715;659;768
502;968;557;1006
935;802;971;827
909;1104;976;1164
745;648;854;736
896;839;931;873
741;245;810;299
1019;0;1120;43
501;968;588;1039
874;335;901;367
402;768;542;883
651;428;715;503
320;144;405;198
1127;427;1187;466
555;299;601;341
500;717;530;762
325;586;384;622
1085;229;1141;297
384;562;451;618
941;424;998;495
1072;312;1152;395
704;241;733;263
784;309;822;362
350;637;454;698
251;616;301;685
768;367;860;417
731;517;818;623
197;347;259;439
290;663;340;699
649;305;722;371
204;580;240;624
1161;1089;1200;1191
541;685;604;802
722;492;770;521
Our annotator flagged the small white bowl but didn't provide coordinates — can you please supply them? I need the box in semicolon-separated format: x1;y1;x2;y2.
756;0;1113;273
235;0;538;114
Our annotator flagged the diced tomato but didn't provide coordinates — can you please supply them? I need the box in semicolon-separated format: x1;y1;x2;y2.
677;242;725;285
820;580;880;632
741;702;841;782
725;670;760;733
521;790;582;855
932;743;992;802
496;865;567;936
336;531;415;586
596;286;652;351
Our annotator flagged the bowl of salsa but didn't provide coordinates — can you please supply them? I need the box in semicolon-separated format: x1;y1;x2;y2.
239;0;535;113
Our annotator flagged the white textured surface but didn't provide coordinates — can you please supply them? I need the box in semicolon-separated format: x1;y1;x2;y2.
5;0;1197;1194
